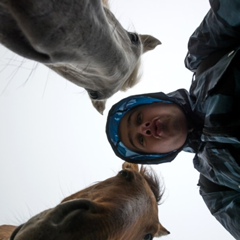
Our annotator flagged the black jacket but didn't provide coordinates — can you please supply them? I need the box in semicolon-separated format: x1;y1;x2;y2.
106;1;240;238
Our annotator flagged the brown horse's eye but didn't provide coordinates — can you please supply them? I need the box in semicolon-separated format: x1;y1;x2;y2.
118;170;134;181
144;233;153;240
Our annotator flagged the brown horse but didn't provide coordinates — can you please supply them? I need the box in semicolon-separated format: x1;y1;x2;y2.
0;163;169;240
0;0;161;114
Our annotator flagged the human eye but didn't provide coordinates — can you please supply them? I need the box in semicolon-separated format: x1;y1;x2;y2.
136;112;142;125
138;134;144;146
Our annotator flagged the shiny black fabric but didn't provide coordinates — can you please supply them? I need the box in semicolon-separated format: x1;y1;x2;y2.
185;1;240;238
106;1;240;238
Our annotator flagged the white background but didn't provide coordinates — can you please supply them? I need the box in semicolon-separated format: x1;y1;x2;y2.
0;0;234;239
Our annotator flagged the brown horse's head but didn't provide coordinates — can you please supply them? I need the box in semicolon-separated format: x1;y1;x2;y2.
1;163;169;240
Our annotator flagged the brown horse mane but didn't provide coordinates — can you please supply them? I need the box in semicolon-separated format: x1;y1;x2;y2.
139;165;164;204
62;165;164;206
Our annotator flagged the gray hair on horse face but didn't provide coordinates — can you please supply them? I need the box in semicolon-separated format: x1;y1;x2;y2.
0;0;161;114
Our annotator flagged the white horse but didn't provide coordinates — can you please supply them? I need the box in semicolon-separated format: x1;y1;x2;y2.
0;0;161;113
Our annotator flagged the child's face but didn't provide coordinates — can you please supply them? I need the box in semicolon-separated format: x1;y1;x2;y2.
119;103;188;154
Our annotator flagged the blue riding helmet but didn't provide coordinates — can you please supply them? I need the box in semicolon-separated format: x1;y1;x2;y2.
106;91;185;164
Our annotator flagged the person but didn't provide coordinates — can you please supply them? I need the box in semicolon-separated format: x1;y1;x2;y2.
105;0;240;239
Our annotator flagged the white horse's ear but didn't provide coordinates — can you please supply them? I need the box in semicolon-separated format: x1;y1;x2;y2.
122;162;139;172
91;100;106;115
155;222;170;237
139;34;161;53
102;0;110;8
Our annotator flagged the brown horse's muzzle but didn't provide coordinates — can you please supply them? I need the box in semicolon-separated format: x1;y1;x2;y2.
11;199;109;240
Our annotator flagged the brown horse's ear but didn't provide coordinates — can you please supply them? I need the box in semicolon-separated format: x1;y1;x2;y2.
139;34;161;53
155;223;170;237
122;162;139;172
0;225;17;240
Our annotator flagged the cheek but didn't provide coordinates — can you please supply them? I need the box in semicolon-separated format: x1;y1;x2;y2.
147;139;168;153
172;132;187;149
148;138;180;153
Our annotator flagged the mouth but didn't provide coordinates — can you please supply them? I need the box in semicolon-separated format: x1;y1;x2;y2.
152;119;163;138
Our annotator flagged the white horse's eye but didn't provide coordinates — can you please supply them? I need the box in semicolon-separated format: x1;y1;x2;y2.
128;32;140;44
88;90;100;99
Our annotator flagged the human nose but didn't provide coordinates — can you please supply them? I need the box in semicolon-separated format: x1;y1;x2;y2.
139;122;152;136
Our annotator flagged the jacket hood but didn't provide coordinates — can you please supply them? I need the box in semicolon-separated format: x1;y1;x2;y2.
106;89;195;164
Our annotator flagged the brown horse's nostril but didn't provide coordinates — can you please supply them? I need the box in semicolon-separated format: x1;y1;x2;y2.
52;200;97;224
64;200;94;212
76;200;92;211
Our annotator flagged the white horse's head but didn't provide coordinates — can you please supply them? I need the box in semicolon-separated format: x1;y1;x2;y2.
0;0;161;113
